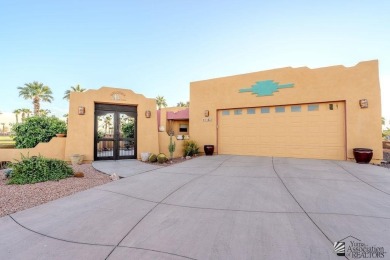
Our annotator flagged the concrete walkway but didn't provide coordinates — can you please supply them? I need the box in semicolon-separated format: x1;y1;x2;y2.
1;155;390;259
92;159;163;178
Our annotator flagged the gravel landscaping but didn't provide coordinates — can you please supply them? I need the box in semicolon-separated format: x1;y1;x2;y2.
0;164;111;217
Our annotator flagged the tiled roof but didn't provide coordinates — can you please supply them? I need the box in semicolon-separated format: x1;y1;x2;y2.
167;108;189;120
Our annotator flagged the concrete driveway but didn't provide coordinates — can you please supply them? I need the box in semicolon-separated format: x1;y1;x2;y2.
1;155;390;260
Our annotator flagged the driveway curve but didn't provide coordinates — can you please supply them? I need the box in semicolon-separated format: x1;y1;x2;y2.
1;155;390;260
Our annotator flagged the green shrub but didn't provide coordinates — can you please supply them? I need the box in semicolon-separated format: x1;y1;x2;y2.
12;116;67;148
149;153;157;163
8;154;73;185
183;140;199;156
157;153;168;163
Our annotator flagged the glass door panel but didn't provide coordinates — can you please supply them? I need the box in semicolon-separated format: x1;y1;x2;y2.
96;112;115;159
118;112;136;159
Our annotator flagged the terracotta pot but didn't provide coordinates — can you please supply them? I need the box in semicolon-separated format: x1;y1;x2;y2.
353;148;373;164
204;145;214;156
56;133;66;137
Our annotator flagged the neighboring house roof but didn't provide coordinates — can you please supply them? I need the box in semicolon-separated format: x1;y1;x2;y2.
167;108;189;120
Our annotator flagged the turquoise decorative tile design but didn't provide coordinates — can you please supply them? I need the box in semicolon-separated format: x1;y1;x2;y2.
239;80;294;96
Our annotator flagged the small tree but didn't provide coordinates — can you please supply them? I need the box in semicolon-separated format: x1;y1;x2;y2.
63;84;86;100
156;95;167;110
13;109;22;123
20;108;32;122
12;116;67;148
17;81;53;116
177;101;189;107
168;134;176;160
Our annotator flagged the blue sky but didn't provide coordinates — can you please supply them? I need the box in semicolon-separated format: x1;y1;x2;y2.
0;1;389;124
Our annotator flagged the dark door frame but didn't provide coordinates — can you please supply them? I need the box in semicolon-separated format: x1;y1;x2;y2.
94;104;137;160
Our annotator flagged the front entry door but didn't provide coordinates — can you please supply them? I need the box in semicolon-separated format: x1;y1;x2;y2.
94;104;137;160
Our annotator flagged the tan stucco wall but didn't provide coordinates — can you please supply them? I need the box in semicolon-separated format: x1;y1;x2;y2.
0;137;66;162
65;87;159;162
189;60;382;163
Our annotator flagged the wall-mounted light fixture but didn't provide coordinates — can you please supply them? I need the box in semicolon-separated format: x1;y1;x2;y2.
204;110;209;117
78;106;85;115
359;99;368;108
145;110;151;118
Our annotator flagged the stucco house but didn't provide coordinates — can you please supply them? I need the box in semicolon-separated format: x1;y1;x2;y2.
0;60;382;164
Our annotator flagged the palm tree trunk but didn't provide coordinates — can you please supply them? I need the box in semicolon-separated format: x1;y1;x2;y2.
15;114;19;124
33;97;40;115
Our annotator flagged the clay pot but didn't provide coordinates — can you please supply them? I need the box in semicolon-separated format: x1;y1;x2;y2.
204;145;214;156
353;148;373;164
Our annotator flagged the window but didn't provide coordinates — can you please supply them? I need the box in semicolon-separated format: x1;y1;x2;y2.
247;108;256;114
222;110;230;116
291;105;301;112
261;107;270;114
308;104;319;111
234;109;242;115
179;124;188;132
275;106;285;113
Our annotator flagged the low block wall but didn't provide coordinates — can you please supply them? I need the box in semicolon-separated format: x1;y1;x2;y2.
0;137;66;162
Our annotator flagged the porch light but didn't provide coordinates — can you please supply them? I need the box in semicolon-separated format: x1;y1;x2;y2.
145;110;151;118
204;110;209;117
359;99;368;108
78;106;85;115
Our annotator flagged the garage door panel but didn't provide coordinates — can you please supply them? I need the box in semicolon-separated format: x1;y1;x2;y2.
218;102;345;160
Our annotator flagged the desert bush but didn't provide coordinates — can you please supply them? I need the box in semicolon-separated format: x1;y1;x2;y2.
12;116;67;148
8;154;73;184
183;140;199;157
149;153;157;163
157;153;168;163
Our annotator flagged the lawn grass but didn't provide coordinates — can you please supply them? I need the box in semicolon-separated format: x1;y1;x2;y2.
0;136;15;145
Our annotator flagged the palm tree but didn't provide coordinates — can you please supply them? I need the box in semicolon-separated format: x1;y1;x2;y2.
63;84;86;100
20;108;32;122
156;95;167;110
1;123;5;133
38;109;51;116
13;109;22;123
17;81;53;115
177;101;189;107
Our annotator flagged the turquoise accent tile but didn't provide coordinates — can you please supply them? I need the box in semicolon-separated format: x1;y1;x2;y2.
239;80;294;97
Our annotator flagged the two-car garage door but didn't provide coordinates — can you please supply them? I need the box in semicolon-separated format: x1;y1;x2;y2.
218;102;346;160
